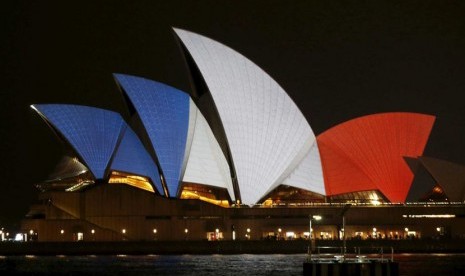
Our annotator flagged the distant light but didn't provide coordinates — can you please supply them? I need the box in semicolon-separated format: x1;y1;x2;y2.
185;228;188;233
246;228;250;233
371;200;381;206
312;215;322;221
60;229;64;234
278;228;282;233
29;230;34;235
404;228;409;232
15;233;24;241
215;228;219;233
91;229;95;234
402;214;455;218
122;229;126;234
153;229;157;234
373;228;377;232
436;227;441;232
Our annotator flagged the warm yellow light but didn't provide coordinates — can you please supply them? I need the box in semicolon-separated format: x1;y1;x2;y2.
313;215;322;221
246;228;251;233
153;229;157;234
403;214;455;218
91;229;95;234
371;200;381;206
262;199;273;206
122;229;126;234
60;229;64;234
404;228;409;232
29;230;33;235
185;228;188;233
180;190;229;207
215;228;219;233
373;228;377;232
436;227;441;232
109;172;154;193
278;228;282;233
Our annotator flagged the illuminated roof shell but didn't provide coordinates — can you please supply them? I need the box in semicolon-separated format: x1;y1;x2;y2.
31;104;125;180
280;141;326;196
110;126;164;195
174;28;325;204
317;112;435;202
182;103;235;200
114;74;190;197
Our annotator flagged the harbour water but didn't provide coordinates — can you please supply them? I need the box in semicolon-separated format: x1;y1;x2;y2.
1;253;465;275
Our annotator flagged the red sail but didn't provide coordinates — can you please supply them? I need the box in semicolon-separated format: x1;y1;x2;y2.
317;112;435;202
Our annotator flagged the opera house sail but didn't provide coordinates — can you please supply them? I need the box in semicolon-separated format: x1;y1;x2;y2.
317;112;435;203
174;28;325;205
113;74;234;201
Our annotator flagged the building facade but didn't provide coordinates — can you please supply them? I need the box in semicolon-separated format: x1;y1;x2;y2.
22;184;465;242
22;28;465;241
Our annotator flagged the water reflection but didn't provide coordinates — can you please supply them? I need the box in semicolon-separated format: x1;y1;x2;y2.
0;253;464;275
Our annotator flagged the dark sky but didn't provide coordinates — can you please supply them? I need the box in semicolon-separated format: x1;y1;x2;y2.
1;0;465;228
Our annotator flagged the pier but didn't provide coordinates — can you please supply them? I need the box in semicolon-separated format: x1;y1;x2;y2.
303;246;399;276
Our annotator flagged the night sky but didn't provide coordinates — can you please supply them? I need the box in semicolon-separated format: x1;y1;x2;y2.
1;1;465;228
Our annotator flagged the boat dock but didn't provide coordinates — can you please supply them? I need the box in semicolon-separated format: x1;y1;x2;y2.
303;246;399;276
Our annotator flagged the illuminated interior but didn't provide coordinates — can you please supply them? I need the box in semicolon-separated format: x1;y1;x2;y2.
259;185;326;206
179;183;230;207
108;171;154;193
36;155;95;192
36;171;94;192
328;190;388;205
420;184;448;202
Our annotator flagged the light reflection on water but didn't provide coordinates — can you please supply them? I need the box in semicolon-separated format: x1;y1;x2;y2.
0;253;465;275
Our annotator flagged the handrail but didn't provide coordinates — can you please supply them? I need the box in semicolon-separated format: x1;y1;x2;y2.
307;246;394;263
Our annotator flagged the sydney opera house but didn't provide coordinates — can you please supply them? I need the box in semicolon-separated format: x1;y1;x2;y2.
21;28;465;242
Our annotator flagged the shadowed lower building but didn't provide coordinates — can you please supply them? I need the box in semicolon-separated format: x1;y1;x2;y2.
406;156;465;202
